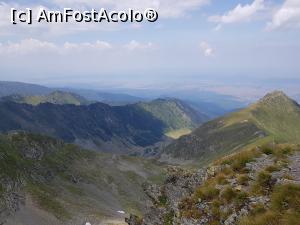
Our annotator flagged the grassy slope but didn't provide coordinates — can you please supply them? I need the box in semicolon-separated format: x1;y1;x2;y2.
0;132;166;224
164;91;300;163
137;99;207;135
223;91;300;143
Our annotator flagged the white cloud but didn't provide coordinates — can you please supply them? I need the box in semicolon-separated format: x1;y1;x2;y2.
0;39;111;55
267;0;300;30
0;39;156;55
0;38;161;83
53;0;210;18
124;40;154;51
63;41;112;51
199;41;214;57
0;39;58;54
209;0;264;27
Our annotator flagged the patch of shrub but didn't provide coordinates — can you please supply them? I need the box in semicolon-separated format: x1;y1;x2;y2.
194;185;220;201
271;184;300;212
158;195;168;206
251;171;273;195
238;210;279;225
230;149;261;172
211;199;221;220
163;210;174;225
282;174;294;180
179;198;202;219
261;145;274;155
0;184;4;195
234;191;249;210
265;165;281;173
273;146;294;161
237;174;250;185
219;148;261;172
250;203;266;215
256;171;272;188
280;212;300;225
221;166;234;177
221;187;237;203
216;174;229;185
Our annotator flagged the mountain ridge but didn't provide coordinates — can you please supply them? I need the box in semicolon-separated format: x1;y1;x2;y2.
1;91;90;106
0;101;166;153
163;91;300;162
0;81;143;106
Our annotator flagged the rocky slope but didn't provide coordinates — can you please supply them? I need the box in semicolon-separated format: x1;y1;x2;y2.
127;144;300;225
0;132;166;225
163;91;300;162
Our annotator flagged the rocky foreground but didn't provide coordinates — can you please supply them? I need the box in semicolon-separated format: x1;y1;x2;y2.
127;144;300;225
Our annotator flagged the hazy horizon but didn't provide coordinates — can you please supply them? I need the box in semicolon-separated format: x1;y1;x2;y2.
1;0;300;100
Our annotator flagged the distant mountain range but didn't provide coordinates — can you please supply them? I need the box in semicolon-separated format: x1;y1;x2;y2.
0;81;52;96
0;81;244;117
163;91;300;163
120;88;247;117
0;81;143;106
1;91;90;106
61;87;144;106
0;91;208;153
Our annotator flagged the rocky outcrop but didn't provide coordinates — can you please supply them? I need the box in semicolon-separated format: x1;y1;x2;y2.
126;166;209;225
0;177;24;224
289;152;300;184
127;146;300;225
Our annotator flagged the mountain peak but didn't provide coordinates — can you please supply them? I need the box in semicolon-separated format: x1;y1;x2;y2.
258;90;293;105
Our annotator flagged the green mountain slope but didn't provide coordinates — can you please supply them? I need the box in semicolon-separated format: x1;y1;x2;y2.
0;132;166;225
1;91;90;106
136;98;208;138
251;91;300;142
0;101;166;153
163;91;300;162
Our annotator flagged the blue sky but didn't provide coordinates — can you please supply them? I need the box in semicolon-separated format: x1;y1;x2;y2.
0;0;299;99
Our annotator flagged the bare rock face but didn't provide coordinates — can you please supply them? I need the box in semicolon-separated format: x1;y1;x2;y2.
126;166;208;225
289;152;300;184
163;167;207;211
125;215;143;225
0;177;24;225
246;154;274;179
